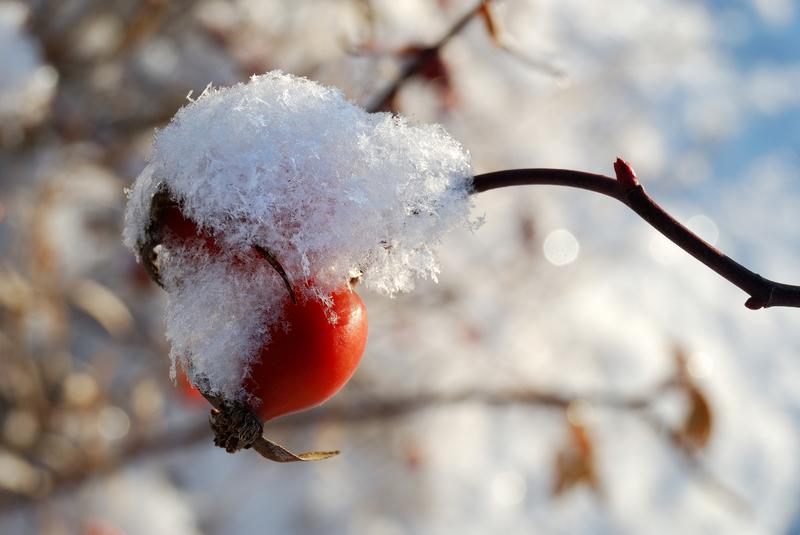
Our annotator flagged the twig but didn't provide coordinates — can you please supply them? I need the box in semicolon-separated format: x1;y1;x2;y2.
1;381;744;515
365;1;486;112
302;386;657;423
640;412;751;515
6;387;644;512
364;0;565;113
472;158;800;309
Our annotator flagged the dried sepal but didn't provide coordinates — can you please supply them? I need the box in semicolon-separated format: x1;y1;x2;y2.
252;439;340;463
136;184;176;288
202;392;339;462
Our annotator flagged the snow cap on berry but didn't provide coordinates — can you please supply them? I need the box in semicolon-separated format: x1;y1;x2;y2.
123;71;475;401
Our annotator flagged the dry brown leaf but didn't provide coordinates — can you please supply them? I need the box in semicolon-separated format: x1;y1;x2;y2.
680;385;713;451
672;346;714;451
479;2;501;45
552;421;599;497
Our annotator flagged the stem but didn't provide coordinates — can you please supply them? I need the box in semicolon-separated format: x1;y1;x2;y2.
1;382;746;516
471;159;800;310
366;1;485;113
200;391;338;463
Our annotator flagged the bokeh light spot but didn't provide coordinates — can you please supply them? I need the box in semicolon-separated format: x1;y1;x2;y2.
490;470;527;508
63;373;99;407
687;214;719;245
97;406;130;441
543;229;580;266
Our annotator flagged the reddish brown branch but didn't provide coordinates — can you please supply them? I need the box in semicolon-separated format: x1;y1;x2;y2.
472;158;800;310
366;2;486;113
2;387;641;513
1;381;746;516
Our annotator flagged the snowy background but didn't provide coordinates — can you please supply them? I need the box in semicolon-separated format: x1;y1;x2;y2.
1;0;799;534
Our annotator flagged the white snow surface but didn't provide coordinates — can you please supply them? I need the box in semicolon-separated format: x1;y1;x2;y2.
123;72;475;400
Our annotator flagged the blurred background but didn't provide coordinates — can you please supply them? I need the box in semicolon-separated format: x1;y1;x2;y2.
1;0;800;533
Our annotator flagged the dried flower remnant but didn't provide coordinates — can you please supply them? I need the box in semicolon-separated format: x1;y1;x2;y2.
124;71;475;403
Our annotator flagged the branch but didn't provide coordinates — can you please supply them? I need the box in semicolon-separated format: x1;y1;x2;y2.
3;388;625;513
471;158;800;310
639;412;751;515
1;381;746;516
365;1;485;112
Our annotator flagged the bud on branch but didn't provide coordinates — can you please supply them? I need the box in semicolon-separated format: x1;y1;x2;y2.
472;158;800;310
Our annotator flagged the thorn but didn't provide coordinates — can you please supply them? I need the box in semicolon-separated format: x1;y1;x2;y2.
613;157;640;189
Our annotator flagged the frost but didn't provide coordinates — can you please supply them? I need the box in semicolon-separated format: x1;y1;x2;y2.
158;243;285;403
123;71;475;399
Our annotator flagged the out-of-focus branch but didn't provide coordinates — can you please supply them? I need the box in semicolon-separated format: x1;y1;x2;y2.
640;412;751;515
365;2;486;112
364;0;563;113
1;386;649;512
297;386;657;424
1;379;745;515
472;159;800;309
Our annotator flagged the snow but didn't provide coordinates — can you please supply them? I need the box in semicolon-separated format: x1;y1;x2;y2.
4;1;800;533
123;71;474;400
